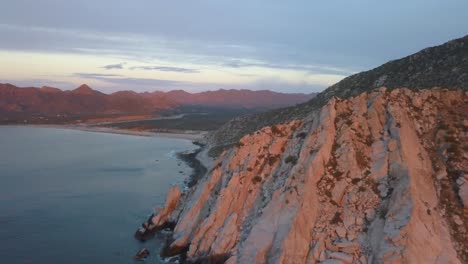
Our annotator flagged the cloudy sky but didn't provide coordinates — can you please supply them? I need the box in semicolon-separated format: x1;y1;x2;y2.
0;0;467;93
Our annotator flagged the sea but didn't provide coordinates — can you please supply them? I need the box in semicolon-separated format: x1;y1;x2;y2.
0;126;197;263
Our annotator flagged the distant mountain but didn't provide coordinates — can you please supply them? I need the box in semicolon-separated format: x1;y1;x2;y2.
0;83;176;116
0;84;315;120
163;89;316;109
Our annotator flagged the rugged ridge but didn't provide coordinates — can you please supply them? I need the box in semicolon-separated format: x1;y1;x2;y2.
206;35;468;153
151;88;467;263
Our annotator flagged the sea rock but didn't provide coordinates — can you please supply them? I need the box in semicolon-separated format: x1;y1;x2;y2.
133;248;150;261
151;186;182;226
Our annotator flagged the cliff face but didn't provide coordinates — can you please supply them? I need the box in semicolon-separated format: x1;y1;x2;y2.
154;88;467;264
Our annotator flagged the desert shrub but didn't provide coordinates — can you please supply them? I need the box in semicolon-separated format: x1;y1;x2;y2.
378;208;388;219
351;178;361;184
365;135;373;146
355;150;368;169
333;170;344;180
285;155;298;165
331;212;342;225
271;125;282;136
447;144;461;158
296;132;307;139
252;176;262;184
234;141;244;148
438;123;448;130
445;135;456;143
268;155;279;166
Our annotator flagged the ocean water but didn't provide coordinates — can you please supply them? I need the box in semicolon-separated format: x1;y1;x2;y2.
0;126;196;263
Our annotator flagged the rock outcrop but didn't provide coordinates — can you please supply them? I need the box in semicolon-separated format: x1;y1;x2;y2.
152;88;467;263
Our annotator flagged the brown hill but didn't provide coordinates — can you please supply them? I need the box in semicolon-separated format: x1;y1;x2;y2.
0;84;315;117
164;89;316;109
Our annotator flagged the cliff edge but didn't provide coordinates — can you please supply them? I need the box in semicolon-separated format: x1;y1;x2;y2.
150;88;467;263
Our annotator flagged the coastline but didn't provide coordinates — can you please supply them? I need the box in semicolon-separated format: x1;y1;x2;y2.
177;142;209;188
1;124;207;141
133;140;210;258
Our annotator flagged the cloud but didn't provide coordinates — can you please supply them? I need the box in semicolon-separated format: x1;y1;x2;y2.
0;78;77;89
73;73;122;79
102;62;125;70
72;72;185;90
223;59;355;76
70;72;328;93
130;65;199;73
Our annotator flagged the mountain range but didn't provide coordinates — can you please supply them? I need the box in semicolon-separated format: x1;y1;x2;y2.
0;84;316;118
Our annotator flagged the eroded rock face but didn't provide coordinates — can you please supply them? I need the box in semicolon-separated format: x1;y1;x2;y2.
156;88;467;263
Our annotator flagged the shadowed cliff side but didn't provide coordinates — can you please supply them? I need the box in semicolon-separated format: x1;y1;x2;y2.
151;88;467;263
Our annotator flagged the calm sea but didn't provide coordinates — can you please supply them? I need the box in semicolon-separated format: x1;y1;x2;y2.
0;126;196;263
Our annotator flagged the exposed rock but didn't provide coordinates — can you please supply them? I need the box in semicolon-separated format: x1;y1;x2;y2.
332;181;347;205
329;252;354;264
152;186;182;226
133;248;150;261
453;215;463;226
151;88;467;263
335;226;347;239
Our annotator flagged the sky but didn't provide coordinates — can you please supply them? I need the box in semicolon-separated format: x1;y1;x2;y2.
0;0;467;94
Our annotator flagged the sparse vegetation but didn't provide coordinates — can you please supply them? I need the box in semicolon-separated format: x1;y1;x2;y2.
285;155;297;165
234;141;244;148
378;208;388;219
296;132;307;139
331;212;342;224
252;176;262;184
351;178;361;184
268;155;280;166
271;125;283;136
355;149;368;169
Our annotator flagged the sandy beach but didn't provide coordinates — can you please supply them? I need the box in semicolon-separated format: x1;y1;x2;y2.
9;124;207;141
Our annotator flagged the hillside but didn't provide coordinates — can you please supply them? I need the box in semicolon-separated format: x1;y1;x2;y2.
142;88;468;263
163;89;316;109
206;35;468;154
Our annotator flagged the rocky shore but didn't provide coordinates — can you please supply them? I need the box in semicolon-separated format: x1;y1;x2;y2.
134;141;211;261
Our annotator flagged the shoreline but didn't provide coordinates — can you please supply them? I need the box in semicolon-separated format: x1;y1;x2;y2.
177;142;208;188
1;124;207;141
134;142;210;253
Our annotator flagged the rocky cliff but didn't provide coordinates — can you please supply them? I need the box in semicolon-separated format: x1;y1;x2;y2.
150;88;467;263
